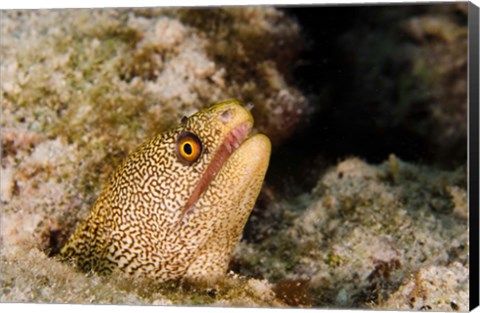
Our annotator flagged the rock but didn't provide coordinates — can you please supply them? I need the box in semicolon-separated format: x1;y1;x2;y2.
234;157;468;308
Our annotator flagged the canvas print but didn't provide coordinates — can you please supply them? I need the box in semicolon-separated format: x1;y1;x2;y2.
0;2;473;310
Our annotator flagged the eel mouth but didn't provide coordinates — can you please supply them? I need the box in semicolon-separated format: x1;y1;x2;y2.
181;122;252;216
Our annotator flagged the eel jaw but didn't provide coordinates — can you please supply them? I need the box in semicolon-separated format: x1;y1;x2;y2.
182;133;271;286
181;121;252;216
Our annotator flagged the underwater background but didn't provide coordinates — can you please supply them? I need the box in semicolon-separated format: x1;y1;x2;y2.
1;3;469;310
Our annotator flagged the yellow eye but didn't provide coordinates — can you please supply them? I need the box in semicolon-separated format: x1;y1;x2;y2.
176;132;202;165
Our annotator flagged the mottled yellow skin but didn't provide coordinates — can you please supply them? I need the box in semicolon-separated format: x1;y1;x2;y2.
60;100;271;285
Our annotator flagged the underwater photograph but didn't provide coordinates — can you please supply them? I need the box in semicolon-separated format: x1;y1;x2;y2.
0;1;477;311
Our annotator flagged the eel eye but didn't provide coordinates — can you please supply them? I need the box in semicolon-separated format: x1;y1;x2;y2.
176;132;202;165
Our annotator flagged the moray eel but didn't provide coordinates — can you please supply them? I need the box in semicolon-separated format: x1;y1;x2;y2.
60;99;271;285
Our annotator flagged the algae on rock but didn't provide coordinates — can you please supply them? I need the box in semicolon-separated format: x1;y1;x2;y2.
233;157;468;310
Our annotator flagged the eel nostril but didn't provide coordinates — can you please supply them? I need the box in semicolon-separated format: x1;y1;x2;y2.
220;109;233;123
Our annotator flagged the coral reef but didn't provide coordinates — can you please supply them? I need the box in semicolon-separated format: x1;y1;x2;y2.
0;4;469;309
234;157;468;310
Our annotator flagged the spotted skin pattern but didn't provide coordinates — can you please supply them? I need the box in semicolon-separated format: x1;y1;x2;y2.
60;100;271;284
